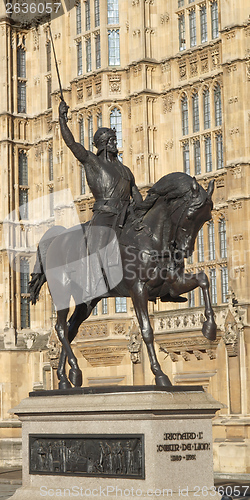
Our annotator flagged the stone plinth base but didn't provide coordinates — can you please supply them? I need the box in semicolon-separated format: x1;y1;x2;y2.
9;386;222;499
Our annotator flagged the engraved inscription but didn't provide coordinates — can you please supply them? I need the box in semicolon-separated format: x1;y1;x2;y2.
30;434;144;478
157;431;211;463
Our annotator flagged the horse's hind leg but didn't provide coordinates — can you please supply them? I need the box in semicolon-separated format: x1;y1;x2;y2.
131;284;172;387
56;307;82;388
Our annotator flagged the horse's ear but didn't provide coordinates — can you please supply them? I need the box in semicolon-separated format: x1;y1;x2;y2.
207;179;215;199
191;177;199;195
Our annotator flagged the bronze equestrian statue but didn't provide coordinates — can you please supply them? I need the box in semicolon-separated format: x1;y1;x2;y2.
29;102;216;389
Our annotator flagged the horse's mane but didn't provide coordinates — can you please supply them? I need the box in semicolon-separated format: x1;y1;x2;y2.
138;172;211;216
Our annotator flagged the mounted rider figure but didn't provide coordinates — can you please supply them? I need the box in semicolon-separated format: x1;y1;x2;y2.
59;100;144;298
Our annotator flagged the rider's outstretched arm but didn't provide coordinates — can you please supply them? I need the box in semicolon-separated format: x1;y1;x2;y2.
59;101;88;164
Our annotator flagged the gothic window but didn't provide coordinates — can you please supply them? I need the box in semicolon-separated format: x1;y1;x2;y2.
80;166;85;195
211;1;219;39
181;95;188;135
102;298;108;314
95;0;100;27
178;13;186;51
219;218;227;258
85;0;90;30
20;258;30;329
205;135;212;172
214;84;222;126
178;0;184;6
110;108;122;148
18;82;26;114
107;0;119;24
221;267;228;303
17;46;26;78
88;114;93;152
108;30;120;66
49;147;53;181
183;142;190;174
200;5;207;43
18;151;29;220
209;268;217;305
77;41;83;75
46;41;51;72
115;297;127;313
197;228;204;262
203;88;210;129
19;150;28;186
194;140;201;175
76;2;82;34
216;132;223;169
86;38;92;72
79;118;84;146
47;77;52;109
97;112;102;128
192;92;199;132
208;220;215;260
95;33;101;69
189;9;196;47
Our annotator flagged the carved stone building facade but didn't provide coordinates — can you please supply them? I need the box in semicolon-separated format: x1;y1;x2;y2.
0;0;250;477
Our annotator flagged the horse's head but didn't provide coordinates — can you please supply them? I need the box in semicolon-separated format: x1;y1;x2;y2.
146;173;214;259
169;176;214;259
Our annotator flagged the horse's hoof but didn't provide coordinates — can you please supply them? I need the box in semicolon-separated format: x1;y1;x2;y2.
202;320;216;341
58;379;72;390
155;374;172;387
69;368;82;387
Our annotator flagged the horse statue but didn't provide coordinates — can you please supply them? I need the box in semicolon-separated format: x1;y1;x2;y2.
29;172;216;389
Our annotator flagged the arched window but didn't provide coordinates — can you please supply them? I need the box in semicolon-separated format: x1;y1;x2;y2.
181;95;188;135
97;112;102;129
208;220;215;260
178;13;186;51
20;258;30;328
214;84;222;126
209;268;217;305
110;108;122;148
189;9;196;47
107;0;119;24
182;141;190;174
115;297;127;313
108;29;120;65
192;92;199;132
221;267;228;303
211;1;219;39
205;135;212;172
200;5;207;43
197;228;204;262
85;0;90;31
219;218;227;258
76;2;81;34
203;88;210;129
88;114;93;152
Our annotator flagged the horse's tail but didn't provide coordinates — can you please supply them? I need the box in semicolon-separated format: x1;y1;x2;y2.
29;225;66;305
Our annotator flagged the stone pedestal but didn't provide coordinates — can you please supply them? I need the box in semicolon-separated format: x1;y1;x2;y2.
9;386;222;499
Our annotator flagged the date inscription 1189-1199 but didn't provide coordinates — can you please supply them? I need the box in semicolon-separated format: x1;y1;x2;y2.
29;435;144;479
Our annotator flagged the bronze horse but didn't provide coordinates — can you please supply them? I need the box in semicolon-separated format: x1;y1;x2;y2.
29;172;216;389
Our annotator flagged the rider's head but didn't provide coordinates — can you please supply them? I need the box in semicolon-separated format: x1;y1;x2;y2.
93;127;118;156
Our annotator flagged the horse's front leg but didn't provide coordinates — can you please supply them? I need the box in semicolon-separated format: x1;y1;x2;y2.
169;270;216;341
56;308;82;388
130;283;172;387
